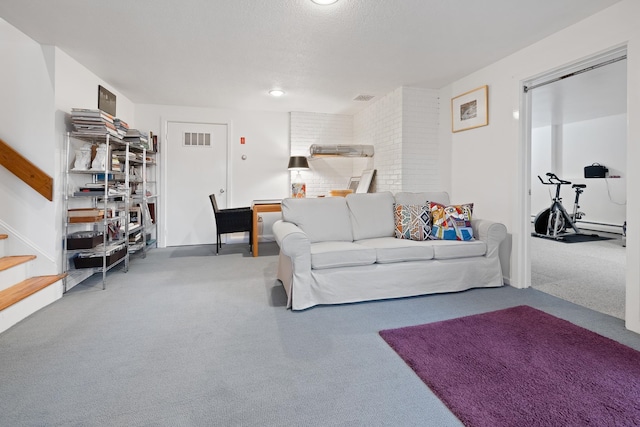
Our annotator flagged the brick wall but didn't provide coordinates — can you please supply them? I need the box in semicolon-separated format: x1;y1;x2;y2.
290;87;441;196
290;112;373;197
402;87;441;192
354;87;403;192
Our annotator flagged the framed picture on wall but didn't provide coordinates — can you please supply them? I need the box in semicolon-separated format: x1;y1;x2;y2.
451;85;488;132
98;85;116;116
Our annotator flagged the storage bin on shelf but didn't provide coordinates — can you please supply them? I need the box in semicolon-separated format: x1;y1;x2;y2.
72;244;127;269
66;231;104;250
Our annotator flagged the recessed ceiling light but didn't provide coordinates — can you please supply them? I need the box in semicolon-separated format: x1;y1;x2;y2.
311;0;338;4
269;89;285;97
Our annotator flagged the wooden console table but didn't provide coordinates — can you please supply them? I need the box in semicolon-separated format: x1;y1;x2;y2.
251;200;282;257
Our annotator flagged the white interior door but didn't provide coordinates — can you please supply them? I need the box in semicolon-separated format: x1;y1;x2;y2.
166;121;227;246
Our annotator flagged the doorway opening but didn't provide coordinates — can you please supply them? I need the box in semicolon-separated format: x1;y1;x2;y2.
522;47;627;319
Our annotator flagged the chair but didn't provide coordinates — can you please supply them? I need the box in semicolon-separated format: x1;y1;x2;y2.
209;194;253;255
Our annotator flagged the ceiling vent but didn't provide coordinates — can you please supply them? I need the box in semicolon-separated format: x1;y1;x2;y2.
353;94;375;102
309;144;374;158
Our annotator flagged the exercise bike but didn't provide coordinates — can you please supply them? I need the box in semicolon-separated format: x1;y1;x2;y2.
532;172;587;240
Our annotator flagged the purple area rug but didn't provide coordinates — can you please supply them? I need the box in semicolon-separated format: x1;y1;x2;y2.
379;305;640;427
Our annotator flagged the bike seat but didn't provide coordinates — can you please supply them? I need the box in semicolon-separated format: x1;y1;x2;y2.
572;184;586;189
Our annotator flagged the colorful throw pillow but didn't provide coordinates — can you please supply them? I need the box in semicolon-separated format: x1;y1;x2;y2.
429;202;474;241
394;204;432;241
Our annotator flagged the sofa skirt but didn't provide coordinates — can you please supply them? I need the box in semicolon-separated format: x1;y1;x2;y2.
278;254;504;310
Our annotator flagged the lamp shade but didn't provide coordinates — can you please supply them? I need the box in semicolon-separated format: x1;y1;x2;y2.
287;156;309;170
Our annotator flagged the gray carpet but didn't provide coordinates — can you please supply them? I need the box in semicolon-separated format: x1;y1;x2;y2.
1;242;638;426
531;230;626;319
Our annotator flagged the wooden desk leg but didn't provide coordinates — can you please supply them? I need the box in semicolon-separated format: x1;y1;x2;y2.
252;209;259;257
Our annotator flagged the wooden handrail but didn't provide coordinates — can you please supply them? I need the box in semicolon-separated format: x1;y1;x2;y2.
0;137;53;201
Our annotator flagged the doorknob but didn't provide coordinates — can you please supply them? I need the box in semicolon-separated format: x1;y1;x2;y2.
219;189;225;194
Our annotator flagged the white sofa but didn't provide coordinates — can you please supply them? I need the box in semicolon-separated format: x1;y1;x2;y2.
273;191;507;310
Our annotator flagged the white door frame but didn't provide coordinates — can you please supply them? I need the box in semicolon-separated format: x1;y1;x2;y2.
516;46;633;327
515;84;533;290
159;119;230;248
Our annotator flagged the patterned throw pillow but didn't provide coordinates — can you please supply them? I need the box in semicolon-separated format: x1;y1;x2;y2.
429;202;474;241
394;204;432;241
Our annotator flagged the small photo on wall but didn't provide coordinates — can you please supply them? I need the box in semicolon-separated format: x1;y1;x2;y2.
451;85;488;132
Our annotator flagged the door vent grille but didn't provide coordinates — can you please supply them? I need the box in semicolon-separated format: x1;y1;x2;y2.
183;132;211;146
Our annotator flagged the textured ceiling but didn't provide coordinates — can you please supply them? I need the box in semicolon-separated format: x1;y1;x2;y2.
0;0;622;114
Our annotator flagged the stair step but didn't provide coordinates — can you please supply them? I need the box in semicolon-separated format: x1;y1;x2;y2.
0;255;36;291
0;255;36;272
0;274;66;312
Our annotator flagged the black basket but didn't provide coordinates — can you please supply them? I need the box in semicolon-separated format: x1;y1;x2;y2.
584;163;608;178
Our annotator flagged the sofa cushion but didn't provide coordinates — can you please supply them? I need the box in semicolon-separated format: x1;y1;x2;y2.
394;191;450;206
429;240;487;259
394;204;432;241
282;197;353;243
345;192;395;240
355;237;435;263
310;241;377;269
430;202;475;241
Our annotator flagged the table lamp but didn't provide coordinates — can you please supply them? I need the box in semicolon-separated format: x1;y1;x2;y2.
288;156;309;198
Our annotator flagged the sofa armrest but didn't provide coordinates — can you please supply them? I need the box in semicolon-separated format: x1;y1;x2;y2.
471;218;507;258
273;220;312;309
273;220;310;257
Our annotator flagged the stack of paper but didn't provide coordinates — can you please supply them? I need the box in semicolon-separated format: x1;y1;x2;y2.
113;118;129;138
71;108;119;138
124;129;150;149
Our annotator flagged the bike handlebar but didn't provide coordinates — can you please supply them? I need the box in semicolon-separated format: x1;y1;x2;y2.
537;172;571;185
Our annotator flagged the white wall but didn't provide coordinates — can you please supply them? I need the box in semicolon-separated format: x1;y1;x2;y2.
354;87;403;191
0;18;57;273
354;87;443;193
443;0;640;332
0;17;136;277
402;88;441;192
531;114;627;230
530;126;553;216
562;115;627;229
54;50;135;125
135;104;290;243
290;112;369;197
54;48;136;275
290;89;442;197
